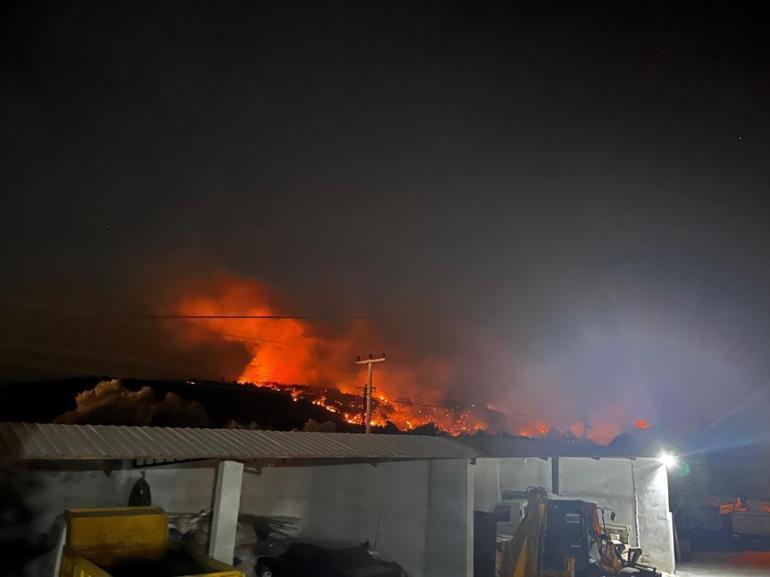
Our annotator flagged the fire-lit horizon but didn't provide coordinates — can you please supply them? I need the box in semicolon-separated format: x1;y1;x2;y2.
4;1;770;455
172;274;649;443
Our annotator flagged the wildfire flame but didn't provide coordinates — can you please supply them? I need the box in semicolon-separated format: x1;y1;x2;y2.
173;274;649;442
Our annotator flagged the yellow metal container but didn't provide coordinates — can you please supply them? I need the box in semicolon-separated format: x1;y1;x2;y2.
60;506;243;577
65;506;169;567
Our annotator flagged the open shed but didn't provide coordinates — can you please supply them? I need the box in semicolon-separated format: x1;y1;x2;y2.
1;423;678;576
0;422;479;577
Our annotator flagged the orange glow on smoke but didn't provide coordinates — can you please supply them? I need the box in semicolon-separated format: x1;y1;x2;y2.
635;419;651;430
586;420;623;445
174;274;650;442
175;276;488;433
178;280;325;385
178;277;487;434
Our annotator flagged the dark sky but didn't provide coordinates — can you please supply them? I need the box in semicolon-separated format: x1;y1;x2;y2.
2;1;770;442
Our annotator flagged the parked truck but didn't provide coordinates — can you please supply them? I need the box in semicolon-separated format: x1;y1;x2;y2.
48;506;243;577
675;498;770;557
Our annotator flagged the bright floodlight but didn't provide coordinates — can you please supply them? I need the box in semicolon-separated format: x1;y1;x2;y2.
658;452;678;469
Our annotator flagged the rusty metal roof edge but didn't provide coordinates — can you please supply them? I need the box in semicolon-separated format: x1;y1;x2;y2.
0;422;480;461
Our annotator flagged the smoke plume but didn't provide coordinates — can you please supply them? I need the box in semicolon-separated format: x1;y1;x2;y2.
56;379;210;427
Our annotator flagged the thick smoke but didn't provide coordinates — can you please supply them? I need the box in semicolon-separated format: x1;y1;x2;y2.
161;269;770;445
8;260;764;444
56;379;210;427
165;273;647;440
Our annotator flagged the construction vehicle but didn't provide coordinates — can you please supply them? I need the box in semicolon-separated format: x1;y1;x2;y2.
52;506;243;577
500;487;660;577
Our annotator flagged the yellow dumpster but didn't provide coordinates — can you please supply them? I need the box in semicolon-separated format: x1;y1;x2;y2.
59;506;242;577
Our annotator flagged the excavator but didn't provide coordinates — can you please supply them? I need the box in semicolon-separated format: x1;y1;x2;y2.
499;487;661;577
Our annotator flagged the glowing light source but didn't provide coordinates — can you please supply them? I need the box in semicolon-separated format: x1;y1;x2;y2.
658;451;679;469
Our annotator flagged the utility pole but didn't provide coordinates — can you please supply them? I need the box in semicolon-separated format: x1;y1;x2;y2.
356;353;386;434
582;419;591;441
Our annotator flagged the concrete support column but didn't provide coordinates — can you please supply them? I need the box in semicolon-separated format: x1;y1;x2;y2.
209;460;244;564
466;460;475;577
425;459;474;577
551;457;560;495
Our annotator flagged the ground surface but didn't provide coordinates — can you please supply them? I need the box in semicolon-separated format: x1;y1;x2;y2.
677;552;770;576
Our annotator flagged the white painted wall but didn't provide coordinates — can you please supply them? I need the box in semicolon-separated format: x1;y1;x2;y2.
559;457;639;547
487;457;674;574
558;457;674;573
27;464;216;536
472;458;500;512
499;457;551;492
24;458;473;577
239;459;472;577
239;461;431;577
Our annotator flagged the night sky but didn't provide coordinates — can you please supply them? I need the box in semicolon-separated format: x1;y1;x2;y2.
3;2;770;443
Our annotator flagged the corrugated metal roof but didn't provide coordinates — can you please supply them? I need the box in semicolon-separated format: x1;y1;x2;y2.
0;422;479;462
459;435;659;458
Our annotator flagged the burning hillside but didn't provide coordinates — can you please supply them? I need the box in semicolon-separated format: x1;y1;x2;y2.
167;274;648;442
241;381;489;434
170;275;491;435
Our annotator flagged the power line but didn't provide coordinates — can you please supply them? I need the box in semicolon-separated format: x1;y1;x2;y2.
0;301;382;321
129;314;379;320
